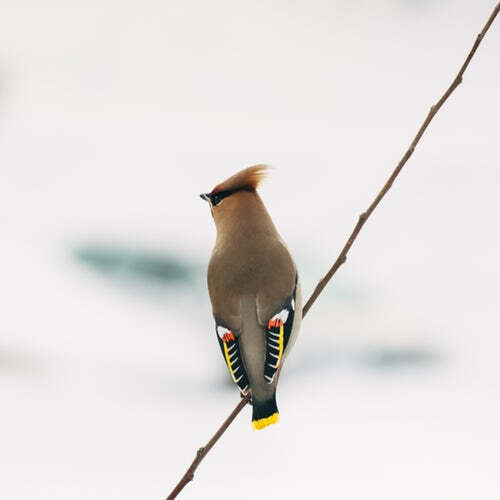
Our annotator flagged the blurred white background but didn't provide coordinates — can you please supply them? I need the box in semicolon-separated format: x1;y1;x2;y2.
1;1;499;499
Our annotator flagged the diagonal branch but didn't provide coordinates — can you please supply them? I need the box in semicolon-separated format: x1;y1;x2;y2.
166;4;499;499
303;2;499;316
165;395;250;500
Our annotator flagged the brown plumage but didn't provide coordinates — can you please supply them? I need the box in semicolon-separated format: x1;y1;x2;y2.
210;164;269;195
201;165;302;430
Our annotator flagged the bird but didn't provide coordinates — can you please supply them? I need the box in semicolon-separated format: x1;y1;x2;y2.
200;165;302;430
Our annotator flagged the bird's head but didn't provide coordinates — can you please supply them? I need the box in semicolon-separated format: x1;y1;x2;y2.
200;165;269;222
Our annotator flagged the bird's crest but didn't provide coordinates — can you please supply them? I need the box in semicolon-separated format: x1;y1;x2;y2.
211;164;269;194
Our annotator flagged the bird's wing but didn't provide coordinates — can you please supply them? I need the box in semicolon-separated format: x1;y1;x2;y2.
262;279;298;384
214;321;249;394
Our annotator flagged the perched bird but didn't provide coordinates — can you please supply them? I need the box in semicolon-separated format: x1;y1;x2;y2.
200;165;302;430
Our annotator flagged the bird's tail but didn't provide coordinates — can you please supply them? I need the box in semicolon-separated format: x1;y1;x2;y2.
252;393;279;430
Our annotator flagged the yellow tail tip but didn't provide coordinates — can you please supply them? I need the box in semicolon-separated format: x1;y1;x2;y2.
252;412;279;430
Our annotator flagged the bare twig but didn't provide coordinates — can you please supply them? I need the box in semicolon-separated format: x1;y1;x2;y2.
166;4;499;499
304;2;500;316
166;395;250;500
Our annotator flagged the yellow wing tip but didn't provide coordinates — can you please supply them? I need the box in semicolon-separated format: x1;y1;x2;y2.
252;413;280;430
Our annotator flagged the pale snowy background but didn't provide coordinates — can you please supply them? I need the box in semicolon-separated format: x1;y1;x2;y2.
1;1;499;499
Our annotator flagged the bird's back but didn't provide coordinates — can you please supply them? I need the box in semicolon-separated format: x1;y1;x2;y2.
207;190;296;327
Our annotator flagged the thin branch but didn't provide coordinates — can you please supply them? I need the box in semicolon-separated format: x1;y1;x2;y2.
166;4;499;499
304;2;500;316
166;395;250;500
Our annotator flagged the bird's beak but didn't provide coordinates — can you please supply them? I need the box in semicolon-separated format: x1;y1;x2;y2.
200;193;210;202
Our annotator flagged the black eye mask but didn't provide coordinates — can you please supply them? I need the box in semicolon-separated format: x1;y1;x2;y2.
209;190;234;206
